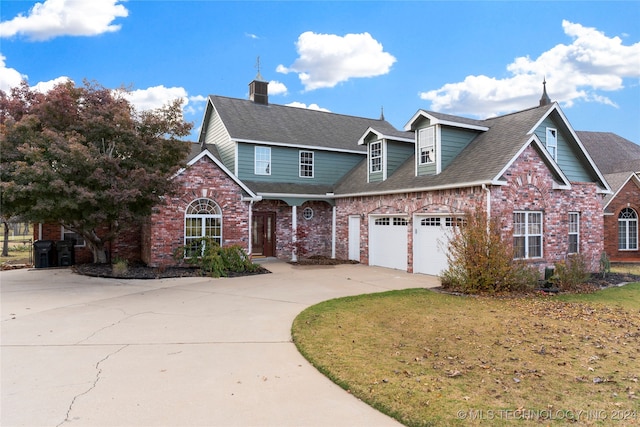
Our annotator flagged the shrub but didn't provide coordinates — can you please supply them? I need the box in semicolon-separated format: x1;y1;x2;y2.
552;253;590;291
440;206;538;294
174;238;259;278
112;258;129;276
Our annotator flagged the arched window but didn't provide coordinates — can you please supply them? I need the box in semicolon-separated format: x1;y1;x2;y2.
184;198;222;257
618;208;638;250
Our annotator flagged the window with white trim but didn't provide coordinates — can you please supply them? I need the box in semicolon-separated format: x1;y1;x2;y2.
418;127;435;164
255;146;271;175
299;150;314;178
568;212;579;253
618;208;638;250
370;141;382;173
184;198;222;258
513;211;543;259
546;128;558;161
62;227;85;247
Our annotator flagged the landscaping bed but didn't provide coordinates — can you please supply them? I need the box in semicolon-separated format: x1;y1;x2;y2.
73;262;270;279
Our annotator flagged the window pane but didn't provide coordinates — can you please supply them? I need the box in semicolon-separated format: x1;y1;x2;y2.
630;220;638;250
513;236;525;258
255;147;271;175
370;142;382;172
528;236;542;258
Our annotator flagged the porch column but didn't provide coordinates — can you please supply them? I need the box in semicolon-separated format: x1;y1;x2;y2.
331;205;336;259
291;205;297;262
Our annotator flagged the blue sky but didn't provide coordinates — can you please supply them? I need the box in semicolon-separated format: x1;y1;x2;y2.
1;1;639;144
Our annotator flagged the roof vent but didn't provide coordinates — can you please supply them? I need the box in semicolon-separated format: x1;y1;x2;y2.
539;78;551;106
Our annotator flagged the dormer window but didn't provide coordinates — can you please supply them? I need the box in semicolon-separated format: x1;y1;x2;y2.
418;127;435;164
546;128;557;161
370;141;382;173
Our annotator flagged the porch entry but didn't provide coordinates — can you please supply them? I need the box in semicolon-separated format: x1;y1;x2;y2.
252;212;276;257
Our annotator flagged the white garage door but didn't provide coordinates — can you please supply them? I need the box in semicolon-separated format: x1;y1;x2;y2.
369;216;408;271
413;216;455;276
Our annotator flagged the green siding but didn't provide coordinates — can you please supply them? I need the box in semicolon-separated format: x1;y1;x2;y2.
369;170;384;183
534;117;592;182
417;162;437;175
440;127;478;170
205;109;235;172
237;143;363;185
386;141;413;176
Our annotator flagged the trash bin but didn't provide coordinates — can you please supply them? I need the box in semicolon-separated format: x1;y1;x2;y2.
56;240;75;266
33;240;56;268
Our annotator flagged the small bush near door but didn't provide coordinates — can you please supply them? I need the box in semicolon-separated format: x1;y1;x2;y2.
175;238;259;278
440;206;538;294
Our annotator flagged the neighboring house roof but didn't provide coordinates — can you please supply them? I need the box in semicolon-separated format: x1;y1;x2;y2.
334;103;604;196
201;95;405;153
577;131;640;174
602;171;640;211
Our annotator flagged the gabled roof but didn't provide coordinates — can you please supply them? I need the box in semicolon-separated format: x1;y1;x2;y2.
404;110;489;131
334;103;607;197
177;145;259;200
200;95;403;153
356;126;414;145
602;171;640;211
576;131;640;174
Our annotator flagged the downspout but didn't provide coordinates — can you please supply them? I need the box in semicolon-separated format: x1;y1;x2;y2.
482;184;491;218
331;205;336;259
248;199;254;257
291;205;297;262
482;184;491;236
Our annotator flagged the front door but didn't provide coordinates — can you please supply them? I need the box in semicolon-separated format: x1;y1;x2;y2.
252;212;276;257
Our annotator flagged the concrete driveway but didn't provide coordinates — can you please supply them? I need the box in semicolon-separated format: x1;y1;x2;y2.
1;260;439;427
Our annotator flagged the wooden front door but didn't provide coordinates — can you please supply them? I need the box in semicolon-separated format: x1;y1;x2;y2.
252;212;276;257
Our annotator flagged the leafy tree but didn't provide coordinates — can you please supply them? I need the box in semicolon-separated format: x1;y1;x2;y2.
1;80;192;263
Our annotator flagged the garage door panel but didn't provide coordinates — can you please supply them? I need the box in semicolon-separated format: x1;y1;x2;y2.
414;216;453;276
369;217;407;271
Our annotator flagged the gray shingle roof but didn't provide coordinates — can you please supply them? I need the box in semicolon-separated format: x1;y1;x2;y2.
209;96;408;152
577;131;640;174
334;105;555;195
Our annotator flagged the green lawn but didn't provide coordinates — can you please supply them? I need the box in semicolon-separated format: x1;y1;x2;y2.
292;285;640;426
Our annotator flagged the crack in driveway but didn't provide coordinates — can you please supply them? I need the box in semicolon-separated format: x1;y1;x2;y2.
56;345;128;427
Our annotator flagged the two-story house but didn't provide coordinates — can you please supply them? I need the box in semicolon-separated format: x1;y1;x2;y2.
37;76;611;275
139;77;609;274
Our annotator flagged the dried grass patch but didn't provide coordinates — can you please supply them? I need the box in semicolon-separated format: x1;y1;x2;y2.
292;288;640;426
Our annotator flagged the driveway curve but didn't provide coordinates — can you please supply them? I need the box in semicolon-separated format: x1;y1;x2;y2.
1;260;439;426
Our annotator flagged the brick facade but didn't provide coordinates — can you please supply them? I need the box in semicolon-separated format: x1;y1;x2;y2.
492;145;604;272
603;178;640;262
334;144;604;273
142;155;251;267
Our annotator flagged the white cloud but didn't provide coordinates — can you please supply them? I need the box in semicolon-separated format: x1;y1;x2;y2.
285;101;330;112
0;54;27;92
268;80;288;96
32;76;73;93
277;31;396;91
123;85;207;118
245;33;259;40
0;0;128;41
419;20;640;117
124;85;188;111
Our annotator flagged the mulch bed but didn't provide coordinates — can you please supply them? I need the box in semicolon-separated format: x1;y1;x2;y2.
289;255;359;266
73;263;270;279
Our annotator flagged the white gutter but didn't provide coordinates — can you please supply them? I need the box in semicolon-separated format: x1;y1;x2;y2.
233;138;366;155
334;180;501;199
